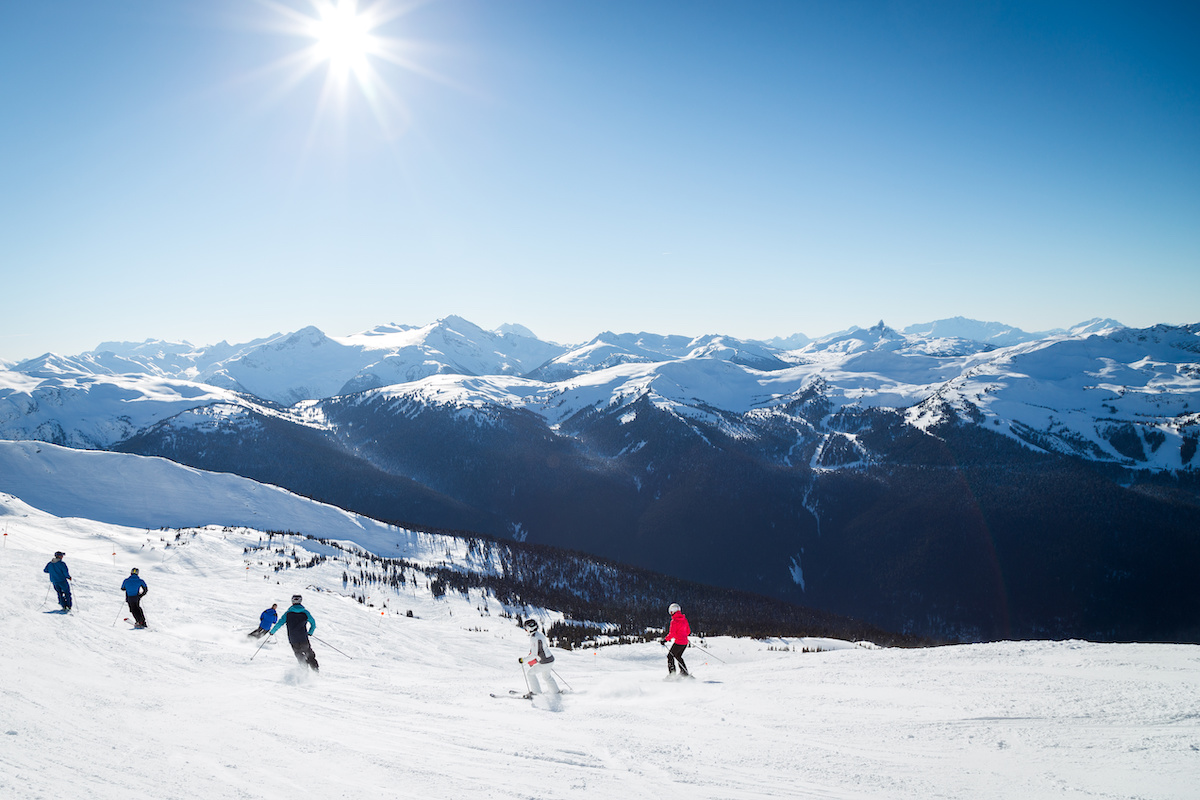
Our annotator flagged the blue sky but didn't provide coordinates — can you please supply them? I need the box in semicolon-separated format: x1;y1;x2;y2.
2;0;1197;361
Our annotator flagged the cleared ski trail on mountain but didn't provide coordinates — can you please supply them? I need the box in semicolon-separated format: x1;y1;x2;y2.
1;494;1198;799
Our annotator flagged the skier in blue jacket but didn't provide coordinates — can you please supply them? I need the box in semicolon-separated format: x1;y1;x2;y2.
120;568;149;628
248;604;278;638
269;595;319;671
43;552;72;612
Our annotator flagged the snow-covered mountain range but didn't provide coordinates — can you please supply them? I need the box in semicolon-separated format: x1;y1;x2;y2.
2;316;1198;642
23;316;566;407
4;315;1194;470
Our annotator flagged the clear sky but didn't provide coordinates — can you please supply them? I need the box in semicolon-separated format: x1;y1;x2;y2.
2;0;1198;361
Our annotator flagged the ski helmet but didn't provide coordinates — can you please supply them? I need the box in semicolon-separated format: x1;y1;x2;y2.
668;603;681;614
54;551;65;558
523;618;539;632
292;594;303;604
130;568;139;575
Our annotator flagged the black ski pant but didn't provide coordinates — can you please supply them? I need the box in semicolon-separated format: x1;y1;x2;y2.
289;637;319;671
667;642;689;675
248;627;269;638
126;595;147;626
52;581;72;609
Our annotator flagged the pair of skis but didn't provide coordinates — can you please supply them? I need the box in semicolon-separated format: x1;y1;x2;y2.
490;688;574;700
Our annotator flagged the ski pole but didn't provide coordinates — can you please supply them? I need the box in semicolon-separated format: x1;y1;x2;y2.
311;635;352;659
689;643;726;664
250;633;273;661
39;585;50;610
551;668;573;692
112;601;126;626
520;663;532;695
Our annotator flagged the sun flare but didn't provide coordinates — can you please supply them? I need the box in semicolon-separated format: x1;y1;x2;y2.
252;0;448;140
309;0;376;76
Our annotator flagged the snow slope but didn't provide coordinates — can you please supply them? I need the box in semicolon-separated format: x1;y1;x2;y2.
0;440;474;572
0;370;242;449
908;325;1200;468
1;451;1198;799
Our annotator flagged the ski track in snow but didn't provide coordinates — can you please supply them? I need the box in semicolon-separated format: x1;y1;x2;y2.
1;500;1199;799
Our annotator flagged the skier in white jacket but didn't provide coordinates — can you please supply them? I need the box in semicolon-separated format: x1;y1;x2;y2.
519;618;560;696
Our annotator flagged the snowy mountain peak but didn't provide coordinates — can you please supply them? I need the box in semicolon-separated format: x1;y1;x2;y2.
13;352;93;377
90;337;197;358
435;315;487;336
902;317;1040;347
1069;318;1126;336
494;322;539;340
352;323;419;338
764;332;813;350
683;335;791;371
801;322;905;355
273;325;330;348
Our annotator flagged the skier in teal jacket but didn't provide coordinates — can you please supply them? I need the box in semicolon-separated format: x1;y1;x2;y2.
270;595;319;672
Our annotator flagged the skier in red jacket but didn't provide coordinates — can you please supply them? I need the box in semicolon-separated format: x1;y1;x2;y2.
663;603;693;679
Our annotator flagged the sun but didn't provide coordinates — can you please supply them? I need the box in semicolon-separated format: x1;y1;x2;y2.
308;0;377;77
249;0;449;140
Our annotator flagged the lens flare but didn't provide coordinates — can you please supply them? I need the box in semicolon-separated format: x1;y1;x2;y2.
244;0;459;144
310;0;376;77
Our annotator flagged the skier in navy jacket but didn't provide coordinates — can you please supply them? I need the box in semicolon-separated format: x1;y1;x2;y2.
269;595;319;671
43;552;72;611
121;568;149;628
248;604;278;638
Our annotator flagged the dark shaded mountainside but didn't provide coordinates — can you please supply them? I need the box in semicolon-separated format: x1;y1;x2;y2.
249;528;923;647
117;386;1200;644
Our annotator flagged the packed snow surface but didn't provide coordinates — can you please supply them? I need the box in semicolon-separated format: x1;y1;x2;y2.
2;447;1198;799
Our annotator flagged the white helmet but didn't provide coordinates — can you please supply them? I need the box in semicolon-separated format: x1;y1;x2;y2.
523;618;539;632
668;603;681;614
